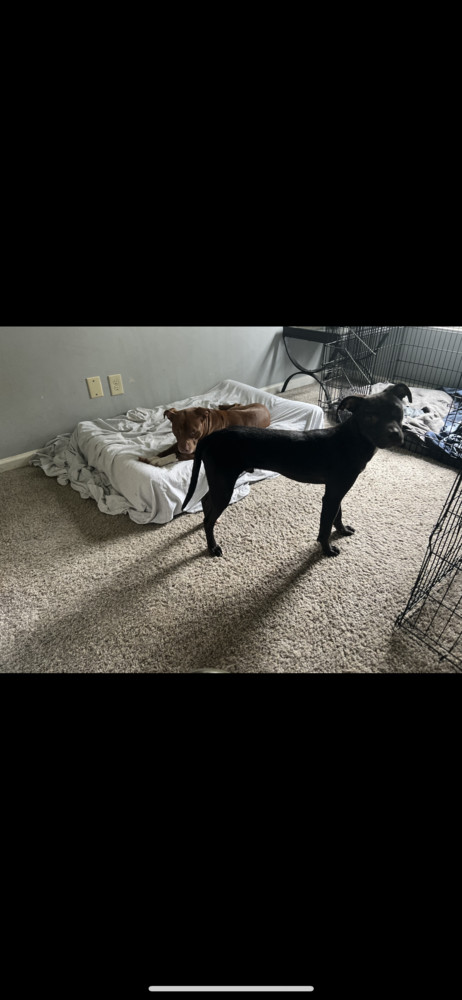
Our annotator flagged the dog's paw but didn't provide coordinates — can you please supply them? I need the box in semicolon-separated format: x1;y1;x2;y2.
210;545;223;557
339;525;355;536
324;544;340;556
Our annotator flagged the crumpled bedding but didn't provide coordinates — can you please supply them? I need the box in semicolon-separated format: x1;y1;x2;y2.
425;388;462;463
30;379;324;524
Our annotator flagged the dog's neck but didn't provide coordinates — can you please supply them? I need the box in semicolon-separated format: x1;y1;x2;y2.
342;416;377;463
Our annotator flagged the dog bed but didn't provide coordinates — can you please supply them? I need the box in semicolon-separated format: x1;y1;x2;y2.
30;379;324;524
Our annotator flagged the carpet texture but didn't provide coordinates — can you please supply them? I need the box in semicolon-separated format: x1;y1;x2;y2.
0;383;459;673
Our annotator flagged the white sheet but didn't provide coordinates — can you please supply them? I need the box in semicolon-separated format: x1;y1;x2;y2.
31;380;323;524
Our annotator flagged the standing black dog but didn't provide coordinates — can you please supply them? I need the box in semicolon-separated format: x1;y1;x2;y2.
182;383;412;558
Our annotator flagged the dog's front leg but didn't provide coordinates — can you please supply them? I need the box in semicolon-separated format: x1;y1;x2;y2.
333;503;355;539
318;489;349;556
158;444;178;458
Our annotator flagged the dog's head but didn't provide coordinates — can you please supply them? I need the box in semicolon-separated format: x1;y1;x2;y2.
164;406;210;456
337;383;412;448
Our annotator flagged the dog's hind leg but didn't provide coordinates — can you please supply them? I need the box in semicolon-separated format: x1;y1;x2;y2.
201;492;220;556
201;471;238;557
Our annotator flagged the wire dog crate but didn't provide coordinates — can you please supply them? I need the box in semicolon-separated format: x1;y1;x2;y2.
318;326;462;466
317;326;399;412
395;470;462;669
373;326;462;464
319;326;462;410
315;326;462;665
373;325;462;391
424;389;462;468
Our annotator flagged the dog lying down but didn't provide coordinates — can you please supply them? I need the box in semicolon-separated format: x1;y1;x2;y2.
182;383;412;558
139;402;271;466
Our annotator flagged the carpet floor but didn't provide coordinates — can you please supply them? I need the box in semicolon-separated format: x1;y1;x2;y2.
0;383;459;672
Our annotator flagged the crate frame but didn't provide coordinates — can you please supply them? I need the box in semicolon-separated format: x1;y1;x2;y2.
395;469;462;669
318;326;462;467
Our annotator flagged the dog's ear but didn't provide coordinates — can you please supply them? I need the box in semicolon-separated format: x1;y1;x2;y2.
388;383;412;404
337;395;363;414
164;408;178;421
192;408;210;420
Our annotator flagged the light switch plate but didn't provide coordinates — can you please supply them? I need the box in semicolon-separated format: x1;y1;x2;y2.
86;376;104;398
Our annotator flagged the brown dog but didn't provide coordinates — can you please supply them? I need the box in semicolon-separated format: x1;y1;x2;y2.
139;402;271;465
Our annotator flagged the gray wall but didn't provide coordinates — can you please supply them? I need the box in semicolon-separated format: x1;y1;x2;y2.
375;326;462;389
0;326;323;458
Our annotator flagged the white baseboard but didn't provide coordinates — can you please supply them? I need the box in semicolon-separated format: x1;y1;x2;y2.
263;374;315;395
0;378;316;472
0;450;37;472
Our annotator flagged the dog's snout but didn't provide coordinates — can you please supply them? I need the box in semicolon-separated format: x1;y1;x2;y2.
388;424;403;444
179;441;195;455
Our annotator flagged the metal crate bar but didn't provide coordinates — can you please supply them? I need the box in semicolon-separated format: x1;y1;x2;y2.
395;470;462;669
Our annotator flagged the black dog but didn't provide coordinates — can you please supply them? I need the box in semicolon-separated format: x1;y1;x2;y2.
182;382;412;558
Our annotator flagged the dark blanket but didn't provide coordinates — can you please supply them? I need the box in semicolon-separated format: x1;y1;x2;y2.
425;388;462;463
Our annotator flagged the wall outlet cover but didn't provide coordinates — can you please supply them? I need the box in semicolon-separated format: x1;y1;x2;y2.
108;374;124;395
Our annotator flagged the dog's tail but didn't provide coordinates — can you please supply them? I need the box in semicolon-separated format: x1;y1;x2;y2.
182;439;206;511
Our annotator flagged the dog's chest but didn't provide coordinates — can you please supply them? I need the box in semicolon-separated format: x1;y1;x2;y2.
281;467;327;485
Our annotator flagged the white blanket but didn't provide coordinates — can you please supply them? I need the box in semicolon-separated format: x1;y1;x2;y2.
31;380;323;524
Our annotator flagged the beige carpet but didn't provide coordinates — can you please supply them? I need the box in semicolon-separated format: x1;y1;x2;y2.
0;383;458;672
